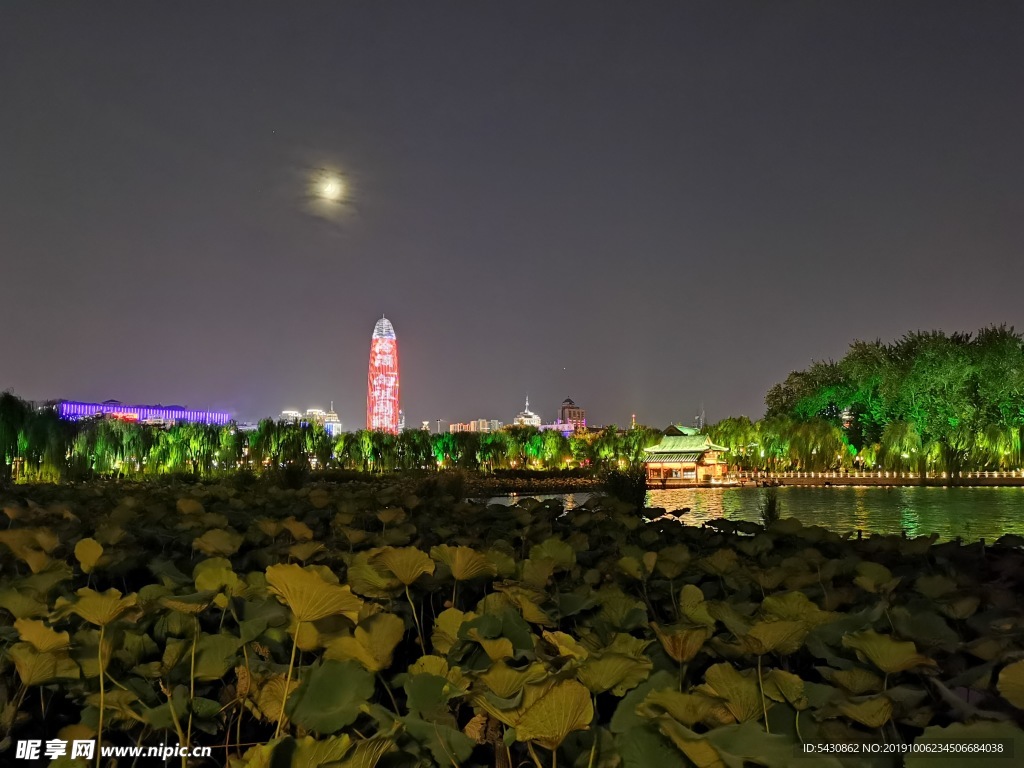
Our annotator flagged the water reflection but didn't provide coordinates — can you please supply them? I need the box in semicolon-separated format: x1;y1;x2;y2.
644;486;1024;541
490;487;1024;542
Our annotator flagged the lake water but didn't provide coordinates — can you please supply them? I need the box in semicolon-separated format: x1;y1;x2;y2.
487;486;1024;542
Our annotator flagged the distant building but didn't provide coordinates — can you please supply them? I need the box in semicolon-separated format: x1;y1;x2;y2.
279;405;343;436
642;425;729;485
57;399;230;426
421;421;431;431
323;403;343;436
398;409;406;433
450;419;503;433
513;397;542;428
558;397;586;431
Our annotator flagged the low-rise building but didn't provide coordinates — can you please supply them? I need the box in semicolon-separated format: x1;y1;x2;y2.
643;425;729;485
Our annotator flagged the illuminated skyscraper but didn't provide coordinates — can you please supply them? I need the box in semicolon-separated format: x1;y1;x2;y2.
367;316;400;433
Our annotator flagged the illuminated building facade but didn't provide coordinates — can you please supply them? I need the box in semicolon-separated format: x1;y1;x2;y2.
57;399;230;425
558;397;587;431
367;316;400;433
514;396;542;427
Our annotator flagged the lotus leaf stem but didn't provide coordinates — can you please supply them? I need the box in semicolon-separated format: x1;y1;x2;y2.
757;655;770;734
405;585;426;651
275;619;301;739
96;625;105;768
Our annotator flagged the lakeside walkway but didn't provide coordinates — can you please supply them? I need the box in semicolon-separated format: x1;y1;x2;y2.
653;470;1024;488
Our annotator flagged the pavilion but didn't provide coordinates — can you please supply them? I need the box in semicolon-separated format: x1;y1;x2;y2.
643;425;729;485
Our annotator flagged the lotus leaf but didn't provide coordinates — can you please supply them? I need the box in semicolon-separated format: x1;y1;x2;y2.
432;607;476;655
253;675;296;726
54;587;137;626
658;718;801;768
820;666;884;694
578;653;653;696
0;528;59;573
400;714;476;765
371;546;434;586
430;544;498;582
915;573;958;599
854;561;900;594
997;659;1024;710
176;498;204;515
286;541;322;562
907;720;1024;767
404;672;468;723
762;669;808;710
376;506;405;525
485;548;517;577
697;663;765;723
651;626;708;667
74;537;104;574
679;584;716;628
512;678;594;751
15;618;71;652
939;594;981;620
759;591;836;627
517;557;555;588
639;688;735;728
597;588;648;631
328;736;394;768
282;516;315;541
287;659;374;734
839;694;893;727
159;590;217;615
842;630;937;674
346;553;403;599
85;688;145;724
9;642;79;685
193;632;242;680
266;563;363;622
193;527;244;556
542;630;590;661
741;620;808;656
655;544;691;579
529;537;576;568
325;612;405;672
699;548;739;576
494;583;554;626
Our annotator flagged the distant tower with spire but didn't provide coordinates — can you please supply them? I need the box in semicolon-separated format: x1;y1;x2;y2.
514;395;542;427
367;316;400;433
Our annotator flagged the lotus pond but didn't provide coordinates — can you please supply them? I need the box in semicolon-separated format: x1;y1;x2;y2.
1;480;1024;767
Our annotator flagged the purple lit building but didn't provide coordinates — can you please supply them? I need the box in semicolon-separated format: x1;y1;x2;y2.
56;399;231;425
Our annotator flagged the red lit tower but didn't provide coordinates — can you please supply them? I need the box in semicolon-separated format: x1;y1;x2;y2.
367;316;400;432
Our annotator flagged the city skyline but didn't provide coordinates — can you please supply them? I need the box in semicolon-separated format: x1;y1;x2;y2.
2;3;1021;427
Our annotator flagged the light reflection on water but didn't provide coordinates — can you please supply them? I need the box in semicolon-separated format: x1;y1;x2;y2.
489;487;1024;541
646;486;1024;541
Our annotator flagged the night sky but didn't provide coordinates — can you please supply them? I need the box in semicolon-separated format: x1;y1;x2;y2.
2;2;1022;429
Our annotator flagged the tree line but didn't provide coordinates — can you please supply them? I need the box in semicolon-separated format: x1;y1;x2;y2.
707;326;1024;474
0;393;662;482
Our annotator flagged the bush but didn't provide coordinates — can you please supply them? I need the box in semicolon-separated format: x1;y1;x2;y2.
760;486;781;526
601;463;648;510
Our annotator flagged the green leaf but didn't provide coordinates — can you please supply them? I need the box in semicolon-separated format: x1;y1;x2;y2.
842;629;937;674
399;715;475;765
514;679;594;751
324;613;405;672
287;660;375;735
371;547;434;586
74;538;104;574
998;660;1024;710
266;564;363;622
